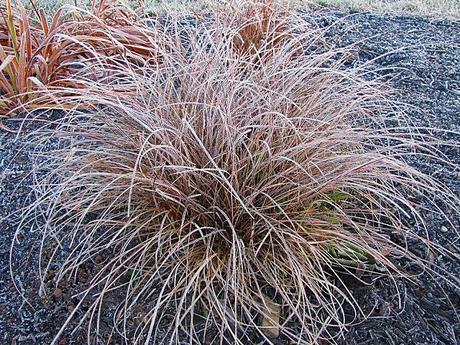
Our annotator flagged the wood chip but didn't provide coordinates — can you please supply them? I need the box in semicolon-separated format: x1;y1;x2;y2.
53;287;63;300
260;294;280;338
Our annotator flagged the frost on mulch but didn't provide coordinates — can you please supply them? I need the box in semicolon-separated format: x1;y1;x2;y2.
1;11;459;345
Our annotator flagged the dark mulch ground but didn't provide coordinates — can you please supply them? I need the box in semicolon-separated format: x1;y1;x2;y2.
1;10;459;345
313;11;460;345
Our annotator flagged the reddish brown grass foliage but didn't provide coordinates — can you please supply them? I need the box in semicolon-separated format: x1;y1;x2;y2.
232;1;291;58
0;0;161;118
0;0;81;116
72;0;161;61
15;1;460;345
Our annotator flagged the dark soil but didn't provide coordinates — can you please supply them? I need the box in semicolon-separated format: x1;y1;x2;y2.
1;10;459;345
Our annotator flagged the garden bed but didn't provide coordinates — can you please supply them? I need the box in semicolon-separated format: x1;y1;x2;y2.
0;10;459;345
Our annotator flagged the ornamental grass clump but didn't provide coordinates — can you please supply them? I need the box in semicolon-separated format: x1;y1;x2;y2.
22;2;460;344
0;0;82;117
231;0;292;61
71;0;163;63
0;0;162;118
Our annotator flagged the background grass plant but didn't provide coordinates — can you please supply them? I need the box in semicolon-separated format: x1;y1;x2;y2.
16;1;460;344
0;0;165;118
0;0;82;117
